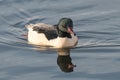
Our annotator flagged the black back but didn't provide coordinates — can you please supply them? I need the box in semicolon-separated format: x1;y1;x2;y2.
33;26;58;40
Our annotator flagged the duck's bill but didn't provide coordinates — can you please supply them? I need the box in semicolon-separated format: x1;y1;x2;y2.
67;27;74;34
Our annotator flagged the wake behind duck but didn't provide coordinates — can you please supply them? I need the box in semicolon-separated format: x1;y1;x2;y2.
26;18;78;48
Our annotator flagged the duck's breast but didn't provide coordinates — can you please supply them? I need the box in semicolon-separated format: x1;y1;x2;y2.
50;34;78;48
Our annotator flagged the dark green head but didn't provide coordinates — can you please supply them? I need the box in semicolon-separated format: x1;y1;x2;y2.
57;18;74;34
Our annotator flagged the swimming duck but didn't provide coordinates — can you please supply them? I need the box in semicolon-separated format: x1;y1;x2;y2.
26;18;78;48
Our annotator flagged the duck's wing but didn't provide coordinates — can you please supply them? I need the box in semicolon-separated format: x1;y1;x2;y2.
32;23;58;40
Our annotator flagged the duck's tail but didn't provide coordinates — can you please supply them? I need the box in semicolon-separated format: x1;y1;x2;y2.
25;24;34;30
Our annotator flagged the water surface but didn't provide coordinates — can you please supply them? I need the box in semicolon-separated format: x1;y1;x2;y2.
0;0;120;80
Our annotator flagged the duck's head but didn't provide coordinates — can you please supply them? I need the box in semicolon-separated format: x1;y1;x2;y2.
57;18;74;34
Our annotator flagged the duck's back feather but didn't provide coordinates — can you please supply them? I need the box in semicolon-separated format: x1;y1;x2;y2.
26;23;58;40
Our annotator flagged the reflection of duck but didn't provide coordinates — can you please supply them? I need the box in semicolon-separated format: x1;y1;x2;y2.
57;48;76;73
26;18;78;48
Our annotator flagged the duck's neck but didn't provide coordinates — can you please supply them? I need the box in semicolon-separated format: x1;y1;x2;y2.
57;29;72;38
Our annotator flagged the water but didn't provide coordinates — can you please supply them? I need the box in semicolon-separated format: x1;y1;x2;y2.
0;0;120;80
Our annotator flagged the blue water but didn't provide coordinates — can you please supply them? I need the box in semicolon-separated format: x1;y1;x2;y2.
0;0;120;80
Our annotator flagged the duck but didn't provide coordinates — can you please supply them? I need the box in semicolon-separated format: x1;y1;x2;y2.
25;18;78;48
